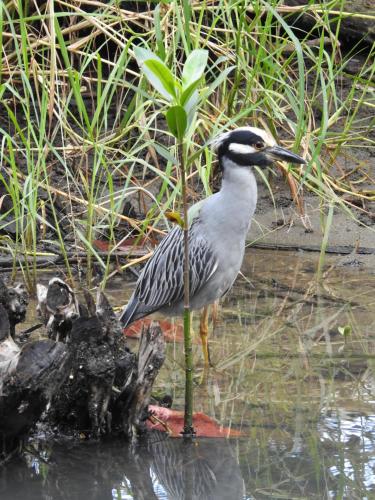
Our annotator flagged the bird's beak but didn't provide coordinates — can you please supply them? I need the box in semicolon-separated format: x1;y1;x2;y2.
265;145;306;164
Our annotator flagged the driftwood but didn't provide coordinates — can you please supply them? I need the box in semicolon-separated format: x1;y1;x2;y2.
251;242;375;255
0;340;71;461
0;249;148;270
0;279;70;460
0;277;166;462
112;321;166;440
36;278;79;342
0;304;20;395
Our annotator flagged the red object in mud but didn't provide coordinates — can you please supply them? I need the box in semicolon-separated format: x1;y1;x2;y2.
124;318;199;344
93;237;157;254
147;405;243;438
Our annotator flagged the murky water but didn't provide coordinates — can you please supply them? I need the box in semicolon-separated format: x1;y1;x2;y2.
1;249;375;499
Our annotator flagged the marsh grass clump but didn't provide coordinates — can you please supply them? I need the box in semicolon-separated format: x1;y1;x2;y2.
0;1;373;289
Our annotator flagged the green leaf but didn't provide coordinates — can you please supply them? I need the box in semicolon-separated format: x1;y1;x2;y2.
184;89;199;113
338;325;352;337
153;142;177;165
134;46;177;100
144;59;178;100
154;4;166;60
207;65;236;94
182;49;208;88
134;46;162;65
180;78;201;108
166;105;187;141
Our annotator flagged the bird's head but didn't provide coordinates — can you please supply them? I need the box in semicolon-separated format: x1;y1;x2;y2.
212;126;306;168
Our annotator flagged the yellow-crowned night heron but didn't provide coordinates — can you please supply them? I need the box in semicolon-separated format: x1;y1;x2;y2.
119;127;305;364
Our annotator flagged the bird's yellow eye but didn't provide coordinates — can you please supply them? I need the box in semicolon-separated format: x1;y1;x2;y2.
255;142;264;150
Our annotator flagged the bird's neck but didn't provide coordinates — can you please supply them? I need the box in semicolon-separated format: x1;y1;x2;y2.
219;157;258;204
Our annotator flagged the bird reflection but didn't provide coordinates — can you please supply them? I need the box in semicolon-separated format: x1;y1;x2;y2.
0;431;244;500
145;432;244;500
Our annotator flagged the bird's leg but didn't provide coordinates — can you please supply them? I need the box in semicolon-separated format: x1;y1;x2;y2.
200;305;211;367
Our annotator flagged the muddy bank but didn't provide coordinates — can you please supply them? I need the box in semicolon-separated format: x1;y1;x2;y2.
252;189;375;272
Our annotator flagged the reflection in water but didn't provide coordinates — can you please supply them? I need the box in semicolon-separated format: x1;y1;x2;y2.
3;249;375;499
0;433;244;500
320;409;375;495
2;411;375;500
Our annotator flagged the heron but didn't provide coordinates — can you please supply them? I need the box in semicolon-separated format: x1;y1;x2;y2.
119;127;306;365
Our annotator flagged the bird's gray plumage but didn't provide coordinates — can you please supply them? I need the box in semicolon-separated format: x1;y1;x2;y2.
121;219;218;325
119;126;305;328
120;161;257;327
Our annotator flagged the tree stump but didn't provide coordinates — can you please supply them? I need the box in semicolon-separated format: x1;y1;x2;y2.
0;277;166;461
0;277;28;339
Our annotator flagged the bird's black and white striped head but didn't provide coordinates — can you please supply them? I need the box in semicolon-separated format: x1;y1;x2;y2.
212;126;305;168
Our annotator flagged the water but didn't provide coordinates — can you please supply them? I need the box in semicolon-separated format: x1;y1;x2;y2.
1;249;375;499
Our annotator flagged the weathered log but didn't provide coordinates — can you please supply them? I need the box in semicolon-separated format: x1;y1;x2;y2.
37;280;166;440
113;321;166;441
0;255;60;269
0;304;20;395
0;303;11;342
43;286;128;437
0;341;71;444
0;278;28;339
54;304;165;440
0;277;71;461
36;278;79;341
0;276;166;459
251;241;375;255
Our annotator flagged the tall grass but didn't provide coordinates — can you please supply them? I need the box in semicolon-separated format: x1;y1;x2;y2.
0;0;374;290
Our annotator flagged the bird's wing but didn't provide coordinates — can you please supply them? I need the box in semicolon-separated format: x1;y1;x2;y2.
135;218;218;310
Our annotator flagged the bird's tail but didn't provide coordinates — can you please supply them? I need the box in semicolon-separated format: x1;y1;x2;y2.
118;297;138;327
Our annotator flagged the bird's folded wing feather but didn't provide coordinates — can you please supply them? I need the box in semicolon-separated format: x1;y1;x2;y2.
135;220;218;309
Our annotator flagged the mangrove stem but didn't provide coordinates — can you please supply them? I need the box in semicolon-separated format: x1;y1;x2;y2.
179;141;195;438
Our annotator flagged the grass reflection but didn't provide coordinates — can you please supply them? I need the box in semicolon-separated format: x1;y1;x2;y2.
151;249;375;498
